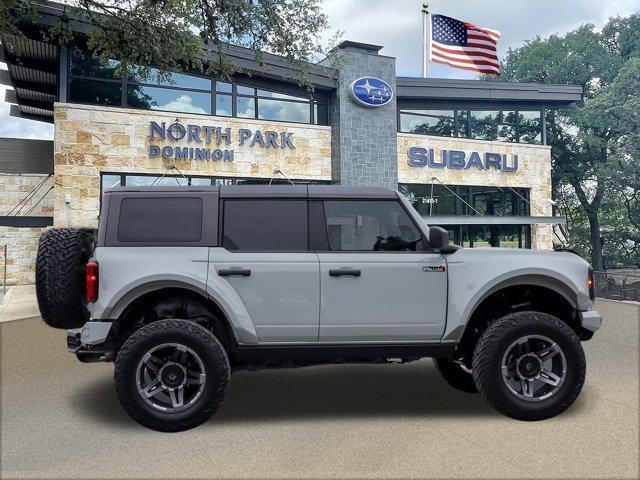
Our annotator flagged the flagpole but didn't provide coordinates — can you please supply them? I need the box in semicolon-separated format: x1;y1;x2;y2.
422;2;430;77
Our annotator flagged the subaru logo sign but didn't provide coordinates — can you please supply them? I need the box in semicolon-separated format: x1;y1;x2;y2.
349;77;393;108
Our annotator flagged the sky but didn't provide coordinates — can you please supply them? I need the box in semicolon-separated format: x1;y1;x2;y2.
1;0;639;140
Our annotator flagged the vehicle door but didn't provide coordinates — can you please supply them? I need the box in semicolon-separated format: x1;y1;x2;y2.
315;199;448;342
209;196;320;343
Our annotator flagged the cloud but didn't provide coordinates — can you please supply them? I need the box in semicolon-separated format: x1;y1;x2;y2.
321;0;640;78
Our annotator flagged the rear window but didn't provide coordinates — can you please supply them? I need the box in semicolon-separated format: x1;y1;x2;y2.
222;200;307;251
117;197;203;242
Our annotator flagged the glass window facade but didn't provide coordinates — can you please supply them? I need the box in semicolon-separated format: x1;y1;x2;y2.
399;184;530;217
399;108;542;144
399;183;532;249
68;49;328;125
441;225;531;249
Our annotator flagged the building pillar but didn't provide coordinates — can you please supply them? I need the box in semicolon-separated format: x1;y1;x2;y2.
322;42;398;189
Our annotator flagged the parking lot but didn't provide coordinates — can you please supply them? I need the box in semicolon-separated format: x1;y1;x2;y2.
1;299;638;479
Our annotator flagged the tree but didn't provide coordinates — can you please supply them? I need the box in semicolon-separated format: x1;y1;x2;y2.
486;16;640;269
1;0;333;86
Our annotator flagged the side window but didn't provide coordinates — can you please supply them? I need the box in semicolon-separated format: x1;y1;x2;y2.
117;197;203;242
323;200;422;252
222;200;308;251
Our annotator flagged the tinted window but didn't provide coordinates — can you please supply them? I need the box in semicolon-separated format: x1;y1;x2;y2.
258;98;310;123
127;85;211;114
69;78;122;106
70;49;121;79
118;197;202;242
223;200;308;251
215;93;232;116
323;201;422;251
518;111;542;144
400;110;455;136
236;97;255;118
128;67;211;90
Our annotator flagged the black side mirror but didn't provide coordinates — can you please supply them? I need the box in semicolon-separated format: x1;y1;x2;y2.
428;225;451;251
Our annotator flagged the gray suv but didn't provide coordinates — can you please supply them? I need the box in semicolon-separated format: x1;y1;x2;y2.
35;185;602;431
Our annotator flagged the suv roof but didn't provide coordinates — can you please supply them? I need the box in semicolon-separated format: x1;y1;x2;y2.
104;184;398;199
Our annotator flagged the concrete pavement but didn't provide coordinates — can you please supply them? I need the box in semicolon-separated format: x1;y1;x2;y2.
0;285;39;323
1;299;638;479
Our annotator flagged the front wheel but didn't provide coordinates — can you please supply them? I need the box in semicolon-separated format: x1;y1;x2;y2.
114;319;230;432
472;311;586;421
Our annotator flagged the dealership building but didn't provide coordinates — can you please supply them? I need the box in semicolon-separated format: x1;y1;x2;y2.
0;1;582;284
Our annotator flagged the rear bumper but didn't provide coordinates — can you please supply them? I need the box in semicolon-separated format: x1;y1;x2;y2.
579;310;602;333
67;321;113;362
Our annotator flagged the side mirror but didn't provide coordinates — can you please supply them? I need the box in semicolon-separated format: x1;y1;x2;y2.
428;225;450;251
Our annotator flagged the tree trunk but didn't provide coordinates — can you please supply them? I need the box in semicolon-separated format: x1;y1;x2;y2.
587;211;603;270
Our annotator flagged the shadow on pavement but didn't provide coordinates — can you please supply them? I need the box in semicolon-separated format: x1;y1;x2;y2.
73;362;500;427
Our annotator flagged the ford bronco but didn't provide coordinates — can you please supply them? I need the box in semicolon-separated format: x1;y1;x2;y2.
35;185;601;431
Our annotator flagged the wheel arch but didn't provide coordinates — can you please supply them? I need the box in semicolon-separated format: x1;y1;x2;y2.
447;274;581;364
110;281;238;350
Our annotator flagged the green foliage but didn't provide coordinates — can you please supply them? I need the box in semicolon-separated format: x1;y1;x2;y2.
2;0;334;89
484;15;640;269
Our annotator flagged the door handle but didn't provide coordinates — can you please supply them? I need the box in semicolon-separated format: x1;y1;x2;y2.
218;268;251;277
329;268;361;277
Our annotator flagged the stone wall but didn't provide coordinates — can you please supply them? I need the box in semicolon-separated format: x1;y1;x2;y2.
0;227;44;285
397;134;554;249
323;48;398;188
53;103;332;227
0;174;53;285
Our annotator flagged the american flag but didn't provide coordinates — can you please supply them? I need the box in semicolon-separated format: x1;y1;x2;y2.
429;14;501;75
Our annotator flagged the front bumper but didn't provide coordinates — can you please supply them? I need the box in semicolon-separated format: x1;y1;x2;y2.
579;310;602;333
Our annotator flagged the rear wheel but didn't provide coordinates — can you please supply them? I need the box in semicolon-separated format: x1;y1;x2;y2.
114;319;230;432
472;311;585;421
433;358;477;393
35;228;94;329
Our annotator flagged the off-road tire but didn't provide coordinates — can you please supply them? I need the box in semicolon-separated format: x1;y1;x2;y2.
36;228;94;329
433;358;477;393
114;319;230;432
472;311;586;421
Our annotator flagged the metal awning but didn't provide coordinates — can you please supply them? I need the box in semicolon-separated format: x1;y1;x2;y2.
0;34;59;123
425;216;566;225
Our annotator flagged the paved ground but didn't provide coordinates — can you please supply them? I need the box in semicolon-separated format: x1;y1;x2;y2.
0;285;39;323
1;299;638;479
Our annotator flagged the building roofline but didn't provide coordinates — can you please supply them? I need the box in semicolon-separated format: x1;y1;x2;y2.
396;77;583;107
330;41;384;55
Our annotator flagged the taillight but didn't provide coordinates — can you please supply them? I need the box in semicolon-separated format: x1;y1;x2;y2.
587;266;595;300
86;261;99;303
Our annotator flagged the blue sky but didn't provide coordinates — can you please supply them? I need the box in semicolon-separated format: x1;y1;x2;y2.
1;0;639;140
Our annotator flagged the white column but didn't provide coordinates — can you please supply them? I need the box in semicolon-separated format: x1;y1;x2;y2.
422;4;431;77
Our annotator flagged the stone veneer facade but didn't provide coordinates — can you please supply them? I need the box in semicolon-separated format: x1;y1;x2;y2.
53;103;332;228
0;174;53;285
397;133;554;250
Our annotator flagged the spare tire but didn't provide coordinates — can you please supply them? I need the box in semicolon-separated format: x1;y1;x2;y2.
36;228;95;329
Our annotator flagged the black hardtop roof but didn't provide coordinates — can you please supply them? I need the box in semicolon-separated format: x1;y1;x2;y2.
104;184;398;199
